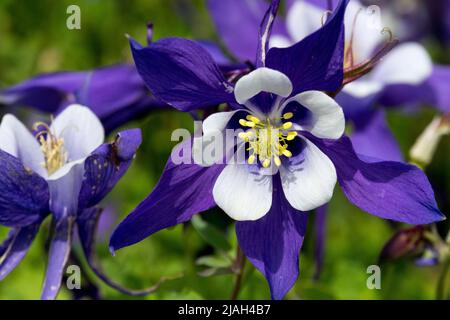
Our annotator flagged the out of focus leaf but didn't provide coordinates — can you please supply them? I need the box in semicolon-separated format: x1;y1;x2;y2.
191;215;231;252
299;287;336;300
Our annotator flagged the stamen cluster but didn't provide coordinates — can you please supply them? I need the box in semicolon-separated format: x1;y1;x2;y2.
34;122;68;175
238;113;297;168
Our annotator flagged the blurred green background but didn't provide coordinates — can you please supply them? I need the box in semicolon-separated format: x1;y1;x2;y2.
0;0;449;300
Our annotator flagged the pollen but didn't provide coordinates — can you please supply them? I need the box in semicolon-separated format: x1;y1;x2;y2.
238;115;296;168
34;122;68;175
286;131;297;141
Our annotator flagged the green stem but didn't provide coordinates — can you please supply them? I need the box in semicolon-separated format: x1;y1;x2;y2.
436;256;450;300
230;245;246;300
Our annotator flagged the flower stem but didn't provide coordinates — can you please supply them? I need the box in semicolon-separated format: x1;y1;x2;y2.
230;245;246;300
436;256;450;300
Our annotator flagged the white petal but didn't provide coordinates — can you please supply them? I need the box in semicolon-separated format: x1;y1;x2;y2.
47;158;85;181
0;114;46;177
281;91;345;139
371;43;432;85
280;137;337;211
193;110;241;166
203;110;240;136
51;104;105;161
346;1;386;64
234;68;293;104
269;35;292;49
342;78;383;98
48;160;85;218
286;0;324;42
213;164;273;221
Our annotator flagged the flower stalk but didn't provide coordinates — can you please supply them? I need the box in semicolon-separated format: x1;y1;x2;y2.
230;245;246;300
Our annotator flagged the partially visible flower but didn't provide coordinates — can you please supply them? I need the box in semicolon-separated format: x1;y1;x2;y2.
0;104;142;299
0;64;167;134
110;0;444;300
380;225;449;267
380;226;427;261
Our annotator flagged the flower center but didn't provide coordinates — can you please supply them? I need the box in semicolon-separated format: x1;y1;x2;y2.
34;122;68;175
238;113;297;168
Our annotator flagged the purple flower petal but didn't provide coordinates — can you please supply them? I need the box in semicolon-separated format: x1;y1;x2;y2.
307;134;445;224
110;148;225;252
207;0;287;62
266;0;348;95
0;65;167;133
415;248;440;267
0;224;40;280
78;129;142;211
197;40;230;66
256;0;281;67
41;218;73;300
288;0;337;10
420;65;450;113
378;66;450;113
335;90;379;120
0;72;86;112
236;176;308;300
78;208;103;259
130;37;235;111
0;149;49;227
350;109;404;162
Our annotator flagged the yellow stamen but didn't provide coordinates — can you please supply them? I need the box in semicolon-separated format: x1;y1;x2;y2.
35;123;68;175
283;112;294;120
238;132;249;141
238;115;296;168
246;115;261;124
239;119;247;126
274;156;281;167
262;159;271;168
282;149;293;158
286;131;297;141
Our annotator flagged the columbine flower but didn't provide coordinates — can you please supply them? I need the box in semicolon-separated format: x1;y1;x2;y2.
0;104;142;299
380;225;448;267
208;0;450;280
208;0;450;162
110;0;444;299
0;64;166;134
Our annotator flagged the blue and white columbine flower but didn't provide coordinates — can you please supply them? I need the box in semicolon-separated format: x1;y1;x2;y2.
110;0;444;299
0;104;142;299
